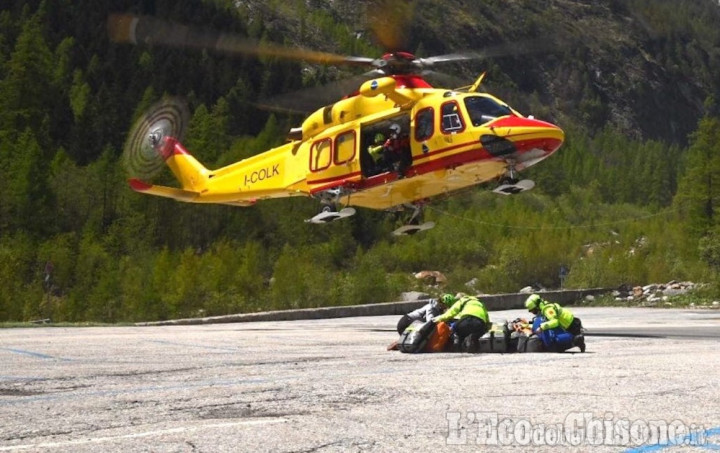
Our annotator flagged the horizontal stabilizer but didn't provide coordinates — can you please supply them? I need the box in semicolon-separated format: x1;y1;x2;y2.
128;178;199;202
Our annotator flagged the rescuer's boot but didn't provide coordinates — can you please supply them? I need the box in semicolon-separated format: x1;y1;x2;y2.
451;334;462;352
573;335;586;353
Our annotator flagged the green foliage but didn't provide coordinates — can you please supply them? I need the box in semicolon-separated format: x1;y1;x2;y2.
674;116;720;237
348;251;411;305
69;69;91;121
0;129;52;234
270;244;329;310
2;0;720;322
0;233;38;321
0;12;55;135
699;227;720;278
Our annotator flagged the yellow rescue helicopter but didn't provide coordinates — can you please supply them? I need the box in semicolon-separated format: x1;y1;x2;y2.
109;8;564;235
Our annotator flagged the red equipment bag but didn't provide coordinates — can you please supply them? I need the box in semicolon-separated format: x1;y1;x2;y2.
425;321;452;352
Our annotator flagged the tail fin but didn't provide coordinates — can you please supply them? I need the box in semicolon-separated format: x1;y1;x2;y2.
127;136;210;202
157;137;211;192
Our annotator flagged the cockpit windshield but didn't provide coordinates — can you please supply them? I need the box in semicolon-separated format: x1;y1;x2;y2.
464;96;513;126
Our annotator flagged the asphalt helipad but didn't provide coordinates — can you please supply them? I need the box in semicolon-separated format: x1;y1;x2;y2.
1;307;719;452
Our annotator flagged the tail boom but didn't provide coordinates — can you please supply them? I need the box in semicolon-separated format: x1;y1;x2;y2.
129;136;309;206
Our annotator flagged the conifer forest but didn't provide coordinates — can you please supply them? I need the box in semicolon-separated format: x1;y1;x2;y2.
2;0;720;322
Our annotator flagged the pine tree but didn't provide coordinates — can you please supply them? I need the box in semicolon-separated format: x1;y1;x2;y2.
675;116;720;237
0;129;53;235
0;13;55;137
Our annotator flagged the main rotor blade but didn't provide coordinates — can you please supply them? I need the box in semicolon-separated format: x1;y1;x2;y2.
420;70;475;91
254;72;380;114
108;14;375;66
416;40;556;67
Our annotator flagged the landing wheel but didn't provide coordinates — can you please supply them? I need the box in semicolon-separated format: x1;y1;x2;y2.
493;179;535;195
305;206;356;224
392;221;435;236
391;202;433;236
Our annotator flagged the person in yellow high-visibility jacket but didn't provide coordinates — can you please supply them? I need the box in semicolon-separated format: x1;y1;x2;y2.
367;132;388;175
433;294;489;352
525;294;586;352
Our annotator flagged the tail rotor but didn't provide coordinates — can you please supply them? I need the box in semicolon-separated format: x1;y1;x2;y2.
123;97;190;181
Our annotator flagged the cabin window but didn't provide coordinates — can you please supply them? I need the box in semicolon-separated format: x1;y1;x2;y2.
310;138;332;171
415;107;434;141
464;96;513;126
335;131;356;164
441;101;465;133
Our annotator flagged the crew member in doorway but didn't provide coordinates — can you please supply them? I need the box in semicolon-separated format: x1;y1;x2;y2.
368;132;388;175
384;123;411;178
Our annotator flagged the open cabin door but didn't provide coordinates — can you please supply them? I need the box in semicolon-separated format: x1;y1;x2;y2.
307;128;362;193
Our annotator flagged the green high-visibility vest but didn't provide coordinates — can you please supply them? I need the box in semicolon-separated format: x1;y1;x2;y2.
436;296;489;324
539;302;574;330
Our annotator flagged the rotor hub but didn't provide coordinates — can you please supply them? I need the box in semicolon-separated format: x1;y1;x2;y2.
147;119;173;148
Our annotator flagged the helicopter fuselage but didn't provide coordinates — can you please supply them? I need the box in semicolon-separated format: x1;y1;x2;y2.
130;75;564;211
297;76;564;210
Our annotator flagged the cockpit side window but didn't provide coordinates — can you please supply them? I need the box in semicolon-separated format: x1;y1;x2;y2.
464;96;513;126
334;130;356;164
441;101;465;134
310;138;332;171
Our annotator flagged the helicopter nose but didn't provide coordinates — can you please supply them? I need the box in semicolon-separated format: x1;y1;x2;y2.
526;117;565;145
481;116;564;159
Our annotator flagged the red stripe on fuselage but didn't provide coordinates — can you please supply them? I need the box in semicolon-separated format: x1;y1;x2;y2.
488;116;559;129
308;135;562;194
309;173;364;193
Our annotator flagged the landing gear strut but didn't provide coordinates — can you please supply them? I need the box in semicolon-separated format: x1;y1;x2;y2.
493;162;535;195
305;188;356;224
391;202;435;236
